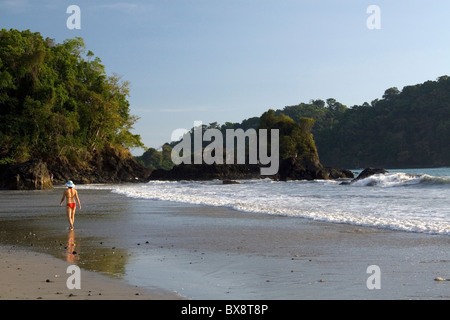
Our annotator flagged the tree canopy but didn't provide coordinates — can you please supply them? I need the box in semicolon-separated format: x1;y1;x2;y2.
267;76;450;168
0;29;144;166
259;109;318;162
135;144;174;170
158;75;450;170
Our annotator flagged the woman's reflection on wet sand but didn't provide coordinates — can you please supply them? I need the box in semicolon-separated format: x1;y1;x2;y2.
66;230;79;263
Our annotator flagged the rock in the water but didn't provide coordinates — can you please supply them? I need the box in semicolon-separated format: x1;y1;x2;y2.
277;156;323;181
351;168;387;183
223;180;241;184
324;167;354;179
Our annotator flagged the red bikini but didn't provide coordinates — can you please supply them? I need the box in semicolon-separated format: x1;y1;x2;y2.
67;189;76;209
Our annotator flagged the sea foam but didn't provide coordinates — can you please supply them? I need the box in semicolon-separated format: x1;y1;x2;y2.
78;170;450;235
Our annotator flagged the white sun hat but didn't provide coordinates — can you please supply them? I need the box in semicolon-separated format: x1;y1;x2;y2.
65;180;75;188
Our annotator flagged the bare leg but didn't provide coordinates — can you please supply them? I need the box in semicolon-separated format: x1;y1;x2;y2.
71;207;76;229
66;206;73;230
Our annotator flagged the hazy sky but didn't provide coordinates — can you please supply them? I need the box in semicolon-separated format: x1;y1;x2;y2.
1;0;450;154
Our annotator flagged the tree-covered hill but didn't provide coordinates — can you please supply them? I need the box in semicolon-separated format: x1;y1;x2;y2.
193;76;449;169
138;110;321;172
0;29;148;187
138;75;450;172
0;29;144;165
275;76;450;168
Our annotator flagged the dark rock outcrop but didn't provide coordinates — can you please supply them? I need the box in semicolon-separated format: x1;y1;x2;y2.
48;145;151;185
277;156;322;181
324;167;355;180
149;156;353;182
149;163;261;181
340;168;388;185
351;168;387;182
0;159;53;190
1;145;152;190
277;157;353;181
222;180;241;184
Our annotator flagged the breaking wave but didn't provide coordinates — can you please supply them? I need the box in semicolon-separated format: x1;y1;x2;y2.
351;172;450;188
78;168;450;235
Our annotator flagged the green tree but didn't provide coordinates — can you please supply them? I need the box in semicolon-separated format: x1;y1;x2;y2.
0;29;144;166
136;144;174;170
259;109;318;161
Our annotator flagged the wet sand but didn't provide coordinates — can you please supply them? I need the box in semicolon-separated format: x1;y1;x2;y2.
0;187;449;300
0;246;180;300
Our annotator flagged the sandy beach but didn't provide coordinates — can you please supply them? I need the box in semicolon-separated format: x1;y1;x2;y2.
0;246;180;300
0;187;449;300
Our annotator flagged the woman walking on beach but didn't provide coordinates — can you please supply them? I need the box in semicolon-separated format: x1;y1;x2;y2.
60;180;81;230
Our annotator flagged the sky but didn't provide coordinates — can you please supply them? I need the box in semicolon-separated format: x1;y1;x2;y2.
1;0;450;155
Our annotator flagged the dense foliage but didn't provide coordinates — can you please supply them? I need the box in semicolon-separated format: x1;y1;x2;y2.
258;109;318;162
204;77;449;169
276;76;450;168
135;144;174;170
135;75;450;171
0;29;144;167
139;111;318;169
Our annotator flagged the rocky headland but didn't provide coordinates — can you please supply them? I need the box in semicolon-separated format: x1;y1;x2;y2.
0;145;151;190
149;156;354;182
2;150;393;191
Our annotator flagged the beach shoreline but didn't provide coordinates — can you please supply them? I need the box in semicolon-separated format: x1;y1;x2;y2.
0;187;449;300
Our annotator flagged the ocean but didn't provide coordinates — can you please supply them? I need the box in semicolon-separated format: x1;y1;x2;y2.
80;167;450;236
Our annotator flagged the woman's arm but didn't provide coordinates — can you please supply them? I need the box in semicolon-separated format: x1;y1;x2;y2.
60;191;66;206
75;191;82;210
